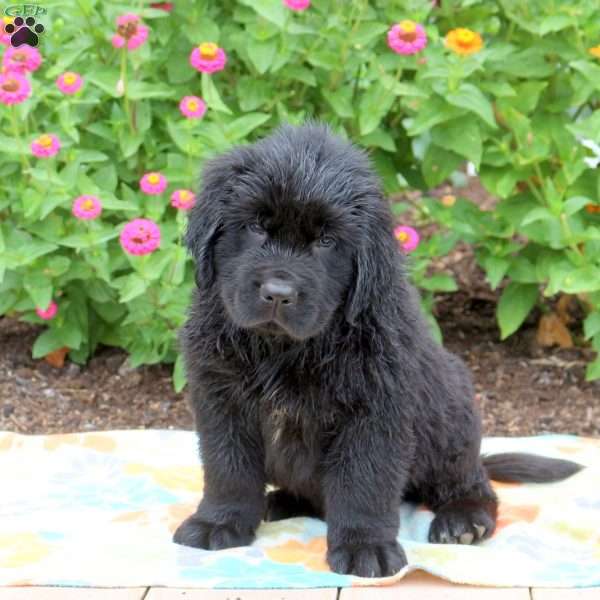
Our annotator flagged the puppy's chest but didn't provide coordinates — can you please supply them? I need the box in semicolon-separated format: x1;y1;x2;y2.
260;399;332;491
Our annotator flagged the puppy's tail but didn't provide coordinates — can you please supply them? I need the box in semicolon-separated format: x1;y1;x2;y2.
482;452;583;483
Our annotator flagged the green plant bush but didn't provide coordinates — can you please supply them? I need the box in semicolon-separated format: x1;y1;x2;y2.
1;0;599;387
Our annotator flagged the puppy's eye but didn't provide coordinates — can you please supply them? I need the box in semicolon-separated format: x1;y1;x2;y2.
317;235;335;248
248;221;265;235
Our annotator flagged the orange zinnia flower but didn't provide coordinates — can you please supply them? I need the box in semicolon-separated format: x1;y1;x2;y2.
445;28;483;55
589;45;600;59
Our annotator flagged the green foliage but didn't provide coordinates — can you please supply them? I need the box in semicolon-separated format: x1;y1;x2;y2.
1;0;600;385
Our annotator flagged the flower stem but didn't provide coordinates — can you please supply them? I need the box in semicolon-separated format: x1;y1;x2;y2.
120;49;134;133
10;106;30;173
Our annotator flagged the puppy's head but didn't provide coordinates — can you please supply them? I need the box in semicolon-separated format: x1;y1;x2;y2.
185;123;399;340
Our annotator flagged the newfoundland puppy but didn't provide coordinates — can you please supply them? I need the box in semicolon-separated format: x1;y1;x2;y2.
174;123;581;577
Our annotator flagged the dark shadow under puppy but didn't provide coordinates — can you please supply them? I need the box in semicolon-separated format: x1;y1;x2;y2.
173;123;582;578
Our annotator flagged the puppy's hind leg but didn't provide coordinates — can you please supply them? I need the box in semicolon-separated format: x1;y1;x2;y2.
425;462;498;545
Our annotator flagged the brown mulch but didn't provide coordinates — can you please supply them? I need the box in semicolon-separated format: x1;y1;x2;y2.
0;177;598;437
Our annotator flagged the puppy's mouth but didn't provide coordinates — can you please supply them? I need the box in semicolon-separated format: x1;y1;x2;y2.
253;319;291;337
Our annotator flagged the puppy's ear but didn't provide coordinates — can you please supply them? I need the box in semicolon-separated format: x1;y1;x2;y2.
184;162;229;289
344;206;400;326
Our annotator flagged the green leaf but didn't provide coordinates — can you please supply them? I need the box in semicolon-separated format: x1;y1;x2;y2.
481;256;510;290
563;196;590;216
236;77;272;111
446;84;497;129
201;72;232;114
360;129;396;152
419;274;458;292
32;329;65;358
406;97;463;136
497;282;538;339
358;81;395;136
173;353;187;392
422;145;463;188
225;113;270;141
521;207;555;226
585;356;600;381
118;274;149;303
24;272;52;310
238;0;285;28
322;88;354;119
127;81;176;101
431;116;482;169
246;37;278;74
584;312;600;340
353;22;389;45
87;69;121;97
571;61;600;91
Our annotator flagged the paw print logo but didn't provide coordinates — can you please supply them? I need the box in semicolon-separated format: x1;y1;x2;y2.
4;16;44;47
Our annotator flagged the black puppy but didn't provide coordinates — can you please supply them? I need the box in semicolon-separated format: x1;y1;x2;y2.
174;123;581;577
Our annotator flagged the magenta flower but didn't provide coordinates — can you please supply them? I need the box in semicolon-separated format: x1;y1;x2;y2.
140;172;168;195
394;225;420;252
56;71;83;95
283;0;311;10
179;95;207;119
171;189;196;210
2;45;42;73
112;13;149;50
36;300;58;321
31;134;61;158
387;20;428;55
120;218;161;256
0;71;31;105
72;195;102;220
189;42;227;74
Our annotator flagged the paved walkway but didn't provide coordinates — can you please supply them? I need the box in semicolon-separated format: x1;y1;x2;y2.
2;572;599;599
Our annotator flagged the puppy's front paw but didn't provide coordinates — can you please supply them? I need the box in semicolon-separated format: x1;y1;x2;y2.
173;514;255;550
327;541;407;577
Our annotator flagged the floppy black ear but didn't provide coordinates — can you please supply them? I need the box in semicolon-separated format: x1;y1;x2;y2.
184;161;230;289
344;207;401;326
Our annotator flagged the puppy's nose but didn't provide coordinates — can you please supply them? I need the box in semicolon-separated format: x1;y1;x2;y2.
260;279;298;306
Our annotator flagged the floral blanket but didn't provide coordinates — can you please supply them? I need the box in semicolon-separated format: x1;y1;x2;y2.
0;430;599;588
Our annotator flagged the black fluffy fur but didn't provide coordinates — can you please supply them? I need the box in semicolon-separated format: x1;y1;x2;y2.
173;123;582;577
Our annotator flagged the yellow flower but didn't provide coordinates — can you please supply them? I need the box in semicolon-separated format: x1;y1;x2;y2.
147;173;161;184
37;134;54;147
441;194;456;207
198;42;218;60
445;28;483;55
589;45;600;59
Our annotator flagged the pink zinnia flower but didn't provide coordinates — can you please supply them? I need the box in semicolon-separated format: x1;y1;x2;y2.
0;71;31;105
112;13;149;50
387;20;428;55
72;195;102;220
56;71;83;95
2;45;42;73
140;172;168;195
120;218;161;256
394;225;420;252
31;134;61;158
189;42;227;74
171;189;196;210
283;0;310;10
179;95;207;119
36;300;58;321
